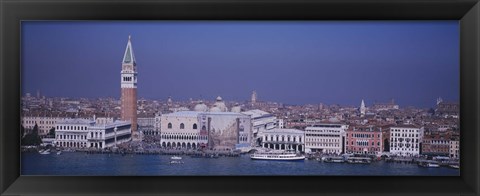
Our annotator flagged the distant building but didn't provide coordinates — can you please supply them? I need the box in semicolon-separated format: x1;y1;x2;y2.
160;111;204;149
251;90;257;104
389;125;424;156
54;117;132;149
372;99;399;111
435;98;459;118
259;128;305;152
305;124;348;154
359;99;366;117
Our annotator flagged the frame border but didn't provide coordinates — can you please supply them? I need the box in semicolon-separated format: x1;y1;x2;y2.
1;0;479;195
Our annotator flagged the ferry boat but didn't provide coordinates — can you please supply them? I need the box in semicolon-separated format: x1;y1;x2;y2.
250;151;305;161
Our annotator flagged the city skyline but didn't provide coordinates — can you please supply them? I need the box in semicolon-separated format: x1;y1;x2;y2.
22;21;459;107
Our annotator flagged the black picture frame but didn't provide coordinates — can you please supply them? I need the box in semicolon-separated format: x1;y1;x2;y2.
1;0;479;195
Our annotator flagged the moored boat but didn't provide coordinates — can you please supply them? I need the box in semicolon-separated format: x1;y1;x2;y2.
250;151;305;161
323;157;345;163
418;161;440;168
39;149;51;155
346;157;371;164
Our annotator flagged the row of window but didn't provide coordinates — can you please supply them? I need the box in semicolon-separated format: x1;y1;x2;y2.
391;129;419;133
264;135;302;142
306;143;340;147
348;133;381;138
391;133;419;137
23;120;57;125
167;123;199;130
306;134;340;137
122;76;134;82
348;141;381;146
161;134;208;141
57;125;88;131
306;138;338;143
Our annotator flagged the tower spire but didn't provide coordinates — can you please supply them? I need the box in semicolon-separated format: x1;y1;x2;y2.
122;35;136;64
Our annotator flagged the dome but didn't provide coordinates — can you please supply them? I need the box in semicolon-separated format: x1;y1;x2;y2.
210;106;222;112
216;96;223;101
211;96;228;112
194;102;208;112
231;106;241;113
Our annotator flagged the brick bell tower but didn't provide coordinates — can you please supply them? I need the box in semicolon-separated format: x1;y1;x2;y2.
121;35;138;138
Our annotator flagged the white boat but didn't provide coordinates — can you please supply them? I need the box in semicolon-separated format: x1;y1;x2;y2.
418;161;440;168
56;151;62;155
250;151;305;161
323;157;346;163
170;156;182;160
449;164;460;169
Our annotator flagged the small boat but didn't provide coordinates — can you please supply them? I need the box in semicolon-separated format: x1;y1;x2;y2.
56;151;62;155
39;149;50;155
448;164;460;169
171;156;182;160
169;156;184;164
250;151;305;161
418;161;440;168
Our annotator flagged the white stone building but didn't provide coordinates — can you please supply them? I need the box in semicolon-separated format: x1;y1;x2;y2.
389;125;424;156
305;124;348;154
22;116;70;136
449;139;460;159
241;109;277;146
160;111;252;150
55;117;132;149
259;128;305;152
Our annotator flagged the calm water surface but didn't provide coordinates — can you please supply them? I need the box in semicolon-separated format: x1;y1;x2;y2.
21;152;459;176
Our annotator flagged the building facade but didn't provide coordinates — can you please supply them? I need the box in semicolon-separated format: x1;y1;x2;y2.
160;111;252;150
120;35;138;137
305;124;348;154
259;128;305;152
421;131;452;156
345;125;383;155
242;109;277;146
389;126;424;156
22;116;68;136
54;117;131;149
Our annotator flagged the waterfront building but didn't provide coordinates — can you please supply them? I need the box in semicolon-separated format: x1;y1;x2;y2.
389;125;424;156
22;116;69;136
345;125;383;155
120;35;138;137
259;128;305;152
160;111;204;149
449;138;460;159
138;116;157;136
304;123;348;154
54;117;131;149
421;131;453;156
242;109;277;146
160;111;252;150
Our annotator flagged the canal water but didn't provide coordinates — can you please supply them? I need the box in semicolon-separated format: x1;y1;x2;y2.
21;152;459;176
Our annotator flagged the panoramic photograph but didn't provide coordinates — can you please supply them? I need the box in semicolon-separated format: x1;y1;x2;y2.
20;21;460;176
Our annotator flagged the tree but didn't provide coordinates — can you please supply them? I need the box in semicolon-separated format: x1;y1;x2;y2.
21;123;42;146
47;127;55;137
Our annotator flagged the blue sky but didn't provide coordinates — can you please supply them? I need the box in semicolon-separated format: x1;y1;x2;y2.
21;21;459;108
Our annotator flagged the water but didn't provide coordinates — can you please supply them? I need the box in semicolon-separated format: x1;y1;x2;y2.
21;152;459;176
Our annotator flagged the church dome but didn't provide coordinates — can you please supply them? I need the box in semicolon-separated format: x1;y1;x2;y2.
194;102;208;112
210;106;222;112
211;96;228;112
231;106;241;113
216;96;223;101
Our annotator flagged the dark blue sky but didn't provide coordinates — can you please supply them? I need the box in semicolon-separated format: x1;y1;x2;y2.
22;21;459;108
